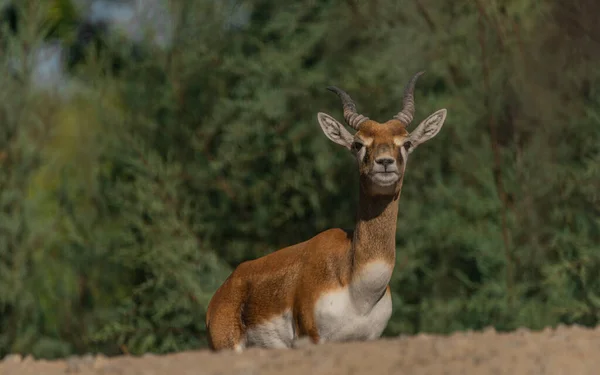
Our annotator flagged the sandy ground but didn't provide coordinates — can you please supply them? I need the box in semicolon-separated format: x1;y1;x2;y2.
2;325;599;375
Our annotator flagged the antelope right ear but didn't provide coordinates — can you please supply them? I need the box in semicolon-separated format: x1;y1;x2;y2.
317;112;354;149
406;108;447;153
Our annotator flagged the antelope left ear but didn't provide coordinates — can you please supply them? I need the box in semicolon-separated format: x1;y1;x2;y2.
317;112;354;149
406;108;447;153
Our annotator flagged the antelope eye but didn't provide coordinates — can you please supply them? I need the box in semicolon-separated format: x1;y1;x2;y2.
403;141;412;150
351;141;364;152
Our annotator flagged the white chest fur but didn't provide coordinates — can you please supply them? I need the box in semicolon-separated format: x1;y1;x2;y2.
313;261;394;343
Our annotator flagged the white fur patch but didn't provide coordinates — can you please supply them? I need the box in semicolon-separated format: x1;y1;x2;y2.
291;337;314;349
393;137;406;146
350;261;394;312
400;143;409;169
360;136;373;146
245;310;294;349
314;261;393;343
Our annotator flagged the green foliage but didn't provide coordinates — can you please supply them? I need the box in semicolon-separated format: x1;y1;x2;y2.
0;0;599;359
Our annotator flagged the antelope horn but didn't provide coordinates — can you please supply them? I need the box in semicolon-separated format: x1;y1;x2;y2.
326;86;369;130
393;71;425;126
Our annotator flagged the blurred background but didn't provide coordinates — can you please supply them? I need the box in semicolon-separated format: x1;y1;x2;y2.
0;0;598;360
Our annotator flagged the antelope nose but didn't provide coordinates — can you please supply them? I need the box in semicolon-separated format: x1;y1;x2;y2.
375;157;395;167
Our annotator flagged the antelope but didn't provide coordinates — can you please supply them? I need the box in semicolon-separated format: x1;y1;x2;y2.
205;71;447;351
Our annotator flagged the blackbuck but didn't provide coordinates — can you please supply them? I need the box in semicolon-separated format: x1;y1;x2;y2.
206;72;447;351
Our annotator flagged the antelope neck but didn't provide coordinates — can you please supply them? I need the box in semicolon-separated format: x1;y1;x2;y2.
350;184;400;272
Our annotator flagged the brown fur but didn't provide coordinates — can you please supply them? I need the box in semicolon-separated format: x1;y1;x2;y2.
206;119;410;351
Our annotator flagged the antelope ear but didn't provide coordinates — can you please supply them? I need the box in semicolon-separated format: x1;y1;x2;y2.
317;112;354;149
406;109;447;153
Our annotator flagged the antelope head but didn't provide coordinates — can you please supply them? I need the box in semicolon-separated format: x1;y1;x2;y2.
317;71;447;196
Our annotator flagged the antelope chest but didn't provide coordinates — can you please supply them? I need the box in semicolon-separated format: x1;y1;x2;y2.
313;261;393;342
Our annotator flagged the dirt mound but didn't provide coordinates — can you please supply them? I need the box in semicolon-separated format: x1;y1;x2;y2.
2;325;599;375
